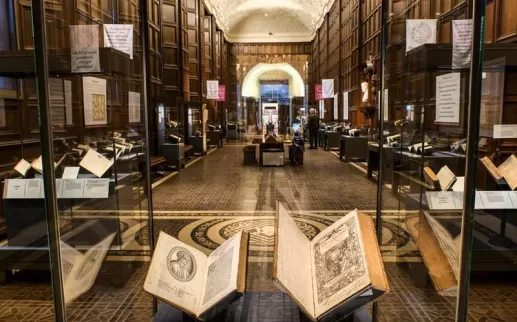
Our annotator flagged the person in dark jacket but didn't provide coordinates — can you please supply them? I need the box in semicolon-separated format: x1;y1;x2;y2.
307;108;320;149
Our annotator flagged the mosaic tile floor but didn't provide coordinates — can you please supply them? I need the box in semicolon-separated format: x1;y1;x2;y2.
1;146;517;321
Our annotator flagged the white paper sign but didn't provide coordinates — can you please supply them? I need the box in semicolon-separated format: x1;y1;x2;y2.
333;94;338;120
383;88;389;122
493;124;517;139
4;179;26;199
64;80;73;126
436;73;461;124
83;179;109;198
70;25;100;73
452;20;473;68
322;79;334;98
406;19;437;53
343;92;349;120
83;77;107;126
25;179;43;198
128;91;141;123
61;179;85;198
63;167;80;179
206;80;219;99
104;24;133;59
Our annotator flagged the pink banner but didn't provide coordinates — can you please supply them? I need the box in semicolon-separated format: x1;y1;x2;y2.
315;84;323;100
216;85;226;102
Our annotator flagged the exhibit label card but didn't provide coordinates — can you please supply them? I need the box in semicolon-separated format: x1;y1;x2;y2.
128;91;141;123
406;19;437;53
476;191;514;209
343;92;349;120
4;179;26;199
25;179;43;198
493;124;517;139
103;24;134;59
452;20;473;68
83;77;107;126
426;191;463;210
70;25;100;73
206;80;219;99
61;179;85;198
435;73;461;124
83;179;109;198
63;167;80;179
322;79;334;98
55;179;63;198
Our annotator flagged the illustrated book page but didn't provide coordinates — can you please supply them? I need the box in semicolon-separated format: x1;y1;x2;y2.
144;231;208;316
64;232;116;303
79;149;114;177
480;156;502;181
198;230;247;315
311;210;370;318
273;202;315;319
437;166;456;191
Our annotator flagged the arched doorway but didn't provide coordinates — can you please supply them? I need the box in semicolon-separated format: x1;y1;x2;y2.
240;63;307;138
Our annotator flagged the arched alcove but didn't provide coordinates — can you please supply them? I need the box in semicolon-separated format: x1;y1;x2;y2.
241;63;305;98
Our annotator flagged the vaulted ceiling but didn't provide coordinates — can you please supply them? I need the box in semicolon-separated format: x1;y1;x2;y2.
204;0;335;43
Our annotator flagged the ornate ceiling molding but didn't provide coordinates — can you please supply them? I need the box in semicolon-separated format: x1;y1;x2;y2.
204;0;336;42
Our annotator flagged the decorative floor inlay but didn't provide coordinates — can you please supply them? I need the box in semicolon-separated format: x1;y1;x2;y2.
100;211;421;263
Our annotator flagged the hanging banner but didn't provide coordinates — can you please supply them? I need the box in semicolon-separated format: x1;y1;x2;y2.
322;79;334;98
406;19;437;53
70;25;100;73
315;84;323;100
216;85;226;102
206;80;219;99
452;20;473;68
319;100;324;119
104;24;134;59
333;94;338;120
343;92;349;120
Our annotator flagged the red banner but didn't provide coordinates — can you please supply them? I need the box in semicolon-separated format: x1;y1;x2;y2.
315;84;323;100
216;85;226;102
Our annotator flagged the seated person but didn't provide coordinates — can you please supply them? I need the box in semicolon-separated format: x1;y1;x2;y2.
289;132;305;165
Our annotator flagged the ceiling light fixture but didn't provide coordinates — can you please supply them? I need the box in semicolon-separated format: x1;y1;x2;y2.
264;13;268;17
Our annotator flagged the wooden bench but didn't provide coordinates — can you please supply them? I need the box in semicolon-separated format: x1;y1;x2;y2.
184;145;194;161
150;156;167;168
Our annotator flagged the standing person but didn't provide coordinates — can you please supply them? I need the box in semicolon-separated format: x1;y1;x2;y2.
307;108;320;149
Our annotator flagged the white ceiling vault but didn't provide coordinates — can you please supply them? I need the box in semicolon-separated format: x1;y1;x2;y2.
204;0;336;43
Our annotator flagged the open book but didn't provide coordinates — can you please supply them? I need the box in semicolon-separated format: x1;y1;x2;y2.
30;154;67;173
273;203;388;321
144;230;249;319
79;149;115;177
60;232;116;304
423;166;456;191
480;155;517;190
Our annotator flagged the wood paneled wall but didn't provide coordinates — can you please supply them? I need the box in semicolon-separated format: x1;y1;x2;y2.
309;0;517;127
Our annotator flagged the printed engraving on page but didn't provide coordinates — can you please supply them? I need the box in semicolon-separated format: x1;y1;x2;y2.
92;94;106;121
167;247;197;282
313;216;366;304
203;247;233;304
